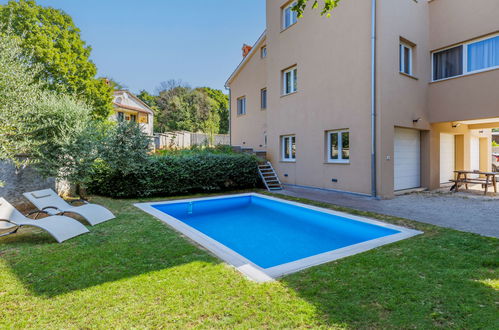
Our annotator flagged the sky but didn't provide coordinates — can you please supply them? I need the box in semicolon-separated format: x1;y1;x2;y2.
2;0;266;94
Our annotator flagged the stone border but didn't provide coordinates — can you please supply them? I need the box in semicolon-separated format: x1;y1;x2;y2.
135;193;423;282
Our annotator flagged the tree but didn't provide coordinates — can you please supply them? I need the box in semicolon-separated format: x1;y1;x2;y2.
293;0;341;17
137;90;158;109
155;81;194;132
0;33;46;168
0;0;113;119
153;81;227;135
104;77;128;91
31;95;102;196
0;32;99;195
98;122;151;177
199;87;229;134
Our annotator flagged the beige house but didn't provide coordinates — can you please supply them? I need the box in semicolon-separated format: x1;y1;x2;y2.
226;0;499;198
112;90;155;136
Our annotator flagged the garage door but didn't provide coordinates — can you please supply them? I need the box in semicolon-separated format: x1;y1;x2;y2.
440;134;455;184
394;128;421;191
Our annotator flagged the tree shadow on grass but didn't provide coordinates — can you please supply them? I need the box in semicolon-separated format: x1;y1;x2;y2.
280;229;499;329
0;200;220;298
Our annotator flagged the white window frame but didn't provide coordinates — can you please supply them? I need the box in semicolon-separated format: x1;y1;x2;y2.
399;42;413;76
260;88;267;109
281;135;296;162
237;97;246;116
432;32;499;82
282;2;298;30
261;46;267;58
327;130;350;163
282;66;297;95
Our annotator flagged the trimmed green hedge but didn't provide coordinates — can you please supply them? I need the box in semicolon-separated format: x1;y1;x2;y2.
88;153;261;198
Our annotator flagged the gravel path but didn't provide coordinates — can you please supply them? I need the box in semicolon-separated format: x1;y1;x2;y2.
276;186;499;238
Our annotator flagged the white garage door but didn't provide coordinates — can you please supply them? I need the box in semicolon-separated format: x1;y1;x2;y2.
440;134;455;184
394;128;421;191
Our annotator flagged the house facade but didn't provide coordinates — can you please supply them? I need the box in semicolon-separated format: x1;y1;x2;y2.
112;90;155;136
226;0;499;198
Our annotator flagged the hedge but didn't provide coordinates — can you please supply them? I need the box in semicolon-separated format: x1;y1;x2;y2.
87;153;261;198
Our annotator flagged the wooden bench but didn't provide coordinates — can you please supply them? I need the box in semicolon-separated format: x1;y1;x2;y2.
451;170;498;195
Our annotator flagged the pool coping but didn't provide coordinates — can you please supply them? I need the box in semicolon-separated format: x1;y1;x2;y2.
134;193;423;282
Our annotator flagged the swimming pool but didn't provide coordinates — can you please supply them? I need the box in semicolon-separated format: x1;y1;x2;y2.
135;194;422;282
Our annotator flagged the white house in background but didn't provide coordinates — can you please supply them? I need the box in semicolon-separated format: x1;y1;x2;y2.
112;90;155;136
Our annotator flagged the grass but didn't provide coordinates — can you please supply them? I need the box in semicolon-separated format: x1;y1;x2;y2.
0;191;497;328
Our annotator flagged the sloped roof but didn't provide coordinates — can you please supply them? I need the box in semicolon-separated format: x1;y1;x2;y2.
225;30;267;88
113;90;154;115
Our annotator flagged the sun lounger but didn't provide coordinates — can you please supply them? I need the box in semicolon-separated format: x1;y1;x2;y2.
23;189;115;226
0;198;89;243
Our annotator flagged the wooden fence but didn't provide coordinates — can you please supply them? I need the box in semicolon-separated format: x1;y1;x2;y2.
154;131;230;150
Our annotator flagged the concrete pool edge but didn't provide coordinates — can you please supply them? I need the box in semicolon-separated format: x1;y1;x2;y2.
134;193;423;283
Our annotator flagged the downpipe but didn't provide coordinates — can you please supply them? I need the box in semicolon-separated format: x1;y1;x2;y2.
371;0;377;198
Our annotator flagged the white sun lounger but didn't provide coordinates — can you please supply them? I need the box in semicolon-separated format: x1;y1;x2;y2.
0;198;89;243
23;189;115;226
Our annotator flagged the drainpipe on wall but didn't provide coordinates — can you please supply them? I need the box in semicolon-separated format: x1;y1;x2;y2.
370;0;377;198
225;86;232;146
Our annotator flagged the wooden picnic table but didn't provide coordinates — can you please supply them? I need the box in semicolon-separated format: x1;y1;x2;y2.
452;170;498;195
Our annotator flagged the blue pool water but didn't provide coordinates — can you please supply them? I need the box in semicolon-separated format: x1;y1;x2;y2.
153;196;400;269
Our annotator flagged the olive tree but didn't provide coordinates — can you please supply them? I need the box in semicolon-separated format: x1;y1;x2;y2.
0;33;99;194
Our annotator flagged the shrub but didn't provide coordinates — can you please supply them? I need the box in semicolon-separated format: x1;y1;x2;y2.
99;121;152;176
154;145;234;156
87;153;261;198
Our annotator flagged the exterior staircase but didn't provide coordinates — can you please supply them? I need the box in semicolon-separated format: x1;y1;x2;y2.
231;146;283;191
258;162;283;191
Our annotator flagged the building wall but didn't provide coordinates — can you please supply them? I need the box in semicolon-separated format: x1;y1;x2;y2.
230;37;268;150
263;0;372;195
376;0;431;197
428;123;493;189
0;161;55;208
228;0;498;198
428;0;499;123
428;69;499;123
429;0;499;51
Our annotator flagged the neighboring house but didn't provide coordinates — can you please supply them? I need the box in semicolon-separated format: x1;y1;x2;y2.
493;132;499;144
112;90;154;136
226;0;499;199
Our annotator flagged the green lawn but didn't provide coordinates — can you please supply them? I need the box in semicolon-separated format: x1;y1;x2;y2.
1;191;497;328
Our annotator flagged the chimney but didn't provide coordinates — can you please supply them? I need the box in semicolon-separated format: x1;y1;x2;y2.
242;44;253;58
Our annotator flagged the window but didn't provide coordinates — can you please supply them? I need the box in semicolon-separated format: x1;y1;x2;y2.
399;42;413;75
117;111;124;122
261;88;267;109
130;114;137;122
261;46;267;58
282;2;298;30
327;130;350;163
282;67;297;95
281;135;296;161
237;97;246;115
467;35;499;72
433;45;463;80
433;34;499;81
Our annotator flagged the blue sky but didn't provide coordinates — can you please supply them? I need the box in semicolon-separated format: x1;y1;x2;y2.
3;0;266;93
